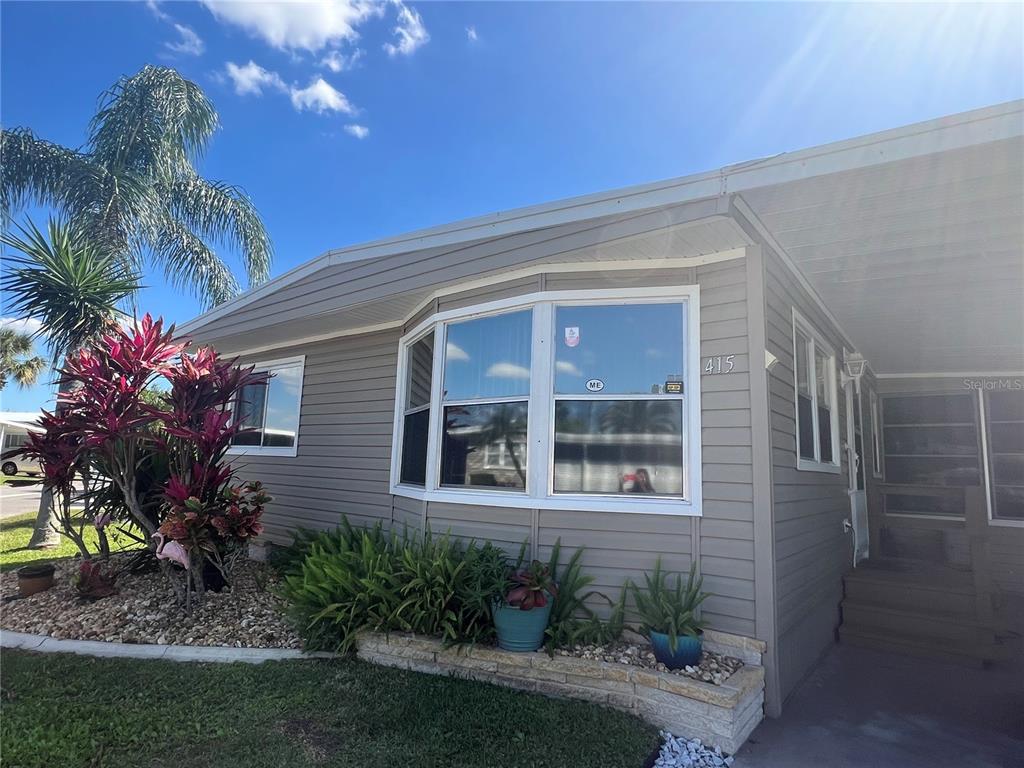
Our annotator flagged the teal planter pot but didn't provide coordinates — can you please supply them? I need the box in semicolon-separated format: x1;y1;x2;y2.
649;630;703;669
493;597;553;652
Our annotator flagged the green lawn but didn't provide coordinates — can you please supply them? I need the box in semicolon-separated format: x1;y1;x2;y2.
0;512;141;572
0;650;658;768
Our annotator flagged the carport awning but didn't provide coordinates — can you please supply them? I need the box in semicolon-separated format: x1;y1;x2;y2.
744;136;1024;375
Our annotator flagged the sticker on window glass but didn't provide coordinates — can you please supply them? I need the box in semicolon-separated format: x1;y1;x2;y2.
585;378;605;392
564;327;580;348
664;381;683;394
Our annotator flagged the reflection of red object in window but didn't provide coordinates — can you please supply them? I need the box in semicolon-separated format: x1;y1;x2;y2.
621;473;637;492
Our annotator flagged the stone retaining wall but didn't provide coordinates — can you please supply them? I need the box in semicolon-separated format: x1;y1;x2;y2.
356;632;765;754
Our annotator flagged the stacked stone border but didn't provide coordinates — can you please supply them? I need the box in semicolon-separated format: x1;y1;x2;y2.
356;631;766;754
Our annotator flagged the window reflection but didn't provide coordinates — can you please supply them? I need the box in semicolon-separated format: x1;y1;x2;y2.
553;400;683;496
441;402;528;490
554;304;684;395
443;311;532;401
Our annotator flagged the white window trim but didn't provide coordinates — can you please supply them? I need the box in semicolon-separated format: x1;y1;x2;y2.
792;309;841;474
389;286;703;516
226;355;305;458
869;389;884;479
980;387;1024;528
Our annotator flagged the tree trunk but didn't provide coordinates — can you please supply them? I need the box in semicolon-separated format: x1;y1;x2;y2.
27;486;60;549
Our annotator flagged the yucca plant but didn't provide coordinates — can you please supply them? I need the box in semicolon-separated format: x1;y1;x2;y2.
628;559;709;653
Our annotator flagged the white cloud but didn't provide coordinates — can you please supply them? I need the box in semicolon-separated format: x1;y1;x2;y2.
486;362;530;380
446;342;468;361
555;360;581;376
0;318;44;337
321;48;364;72
200;0;384;53
465;25;477;42
225;60;287;96
290;77;355;114
344;124;369;139
146;0;171;22
383;1;428;56
166;23;205;56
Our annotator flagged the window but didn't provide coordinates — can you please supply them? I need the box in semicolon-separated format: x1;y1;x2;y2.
228;356;304;456
399;334;433;485
792;311;839;472
2;433;28;450
881;393;980;487
984;390;1024;521
869;390;883;478
552;303;685;497
390;288;702;515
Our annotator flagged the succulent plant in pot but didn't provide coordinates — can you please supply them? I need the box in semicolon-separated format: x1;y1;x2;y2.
628;559;709;669
492;560;559;652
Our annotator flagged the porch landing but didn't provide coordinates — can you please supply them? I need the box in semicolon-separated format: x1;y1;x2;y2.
737;644;1024;768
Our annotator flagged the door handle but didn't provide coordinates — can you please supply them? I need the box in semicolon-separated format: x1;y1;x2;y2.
842;519;853;534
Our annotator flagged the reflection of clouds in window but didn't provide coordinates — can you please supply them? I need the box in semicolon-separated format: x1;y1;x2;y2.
486;362;530;379
645;348;664;359
556;360;582;376
446;342;469;361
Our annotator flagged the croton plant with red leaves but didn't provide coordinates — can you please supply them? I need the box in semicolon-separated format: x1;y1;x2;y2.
21;313;273;605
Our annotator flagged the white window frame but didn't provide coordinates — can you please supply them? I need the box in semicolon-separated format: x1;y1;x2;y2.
792;309;841;474
869;389;884;479
226;355;305;458
390;286;703;516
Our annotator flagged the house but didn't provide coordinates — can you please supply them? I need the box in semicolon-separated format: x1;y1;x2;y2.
181;100;1023;718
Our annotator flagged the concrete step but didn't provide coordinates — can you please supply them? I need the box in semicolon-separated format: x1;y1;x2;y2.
841;600;989;646
843;573;977;616
838;624;1008;667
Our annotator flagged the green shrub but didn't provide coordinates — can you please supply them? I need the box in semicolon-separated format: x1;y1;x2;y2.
543;539;624;654
279;520;403;652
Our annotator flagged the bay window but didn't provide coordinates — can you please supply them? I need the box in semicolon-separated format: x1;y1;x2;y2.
229;356;305;456
391;288;702;515
792;311;839;472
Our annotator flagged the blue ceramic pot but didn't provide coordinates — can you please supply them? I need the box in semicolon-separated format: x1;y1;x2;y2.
493;595;553;652
649;630;703;669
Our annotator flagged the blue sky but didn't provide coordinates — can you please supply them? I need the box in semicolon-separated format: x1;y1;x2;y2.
2;1;1021;412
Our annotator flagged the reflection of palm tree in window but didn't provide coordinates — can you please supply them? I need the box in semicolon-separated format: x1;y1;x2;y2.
600;401;679;435
481;406;528;485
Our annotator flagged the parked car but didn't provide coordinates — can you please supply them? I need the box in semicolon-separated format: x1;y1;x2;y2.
1;434;41;477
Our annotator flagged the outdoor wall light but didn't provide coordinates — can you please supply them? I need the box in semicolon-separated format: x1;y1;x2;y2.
842;352;868;393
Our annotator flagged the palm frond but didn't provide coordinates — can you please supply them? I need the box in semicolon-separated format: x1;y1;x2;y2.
0;128;88;216
163;175;272;287
0;218;141;364
152;217;241;308
88;65;218;178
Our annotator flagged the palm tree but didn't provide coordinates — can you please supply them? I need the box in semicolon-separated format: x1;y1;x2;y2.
1;65;271;308
1;219;140;548
0;328;46;390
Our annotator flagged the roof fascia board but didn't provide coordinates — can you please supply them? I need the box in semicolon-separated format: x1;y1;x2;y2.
180;100;1022;336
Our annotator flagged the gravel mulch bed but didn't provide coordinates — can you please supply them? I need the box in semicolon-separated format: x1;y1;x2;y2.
556;640;743;686
654;731;735;766
0;553;299;649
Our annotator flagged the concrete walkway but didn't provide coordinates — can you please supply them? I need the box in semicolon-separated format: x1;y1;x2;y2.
737;644;1024;768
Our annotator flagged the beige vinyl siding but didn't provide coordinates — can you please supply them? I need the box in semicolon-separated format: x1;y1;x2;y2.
214;257;758;638
425;503;533;556
230;330;400;543
763;246;851;701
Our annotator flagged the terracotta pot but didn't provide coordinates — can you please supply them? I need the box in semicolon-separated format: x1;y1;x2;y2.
17;563;56;598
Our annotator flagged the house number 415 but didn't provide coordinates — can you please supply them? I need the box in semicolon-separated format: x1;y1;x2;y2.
703;355;736;375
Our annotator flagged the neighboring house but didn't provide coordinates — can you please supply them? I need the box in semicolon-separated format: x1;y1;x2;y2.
181;101;1023;717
